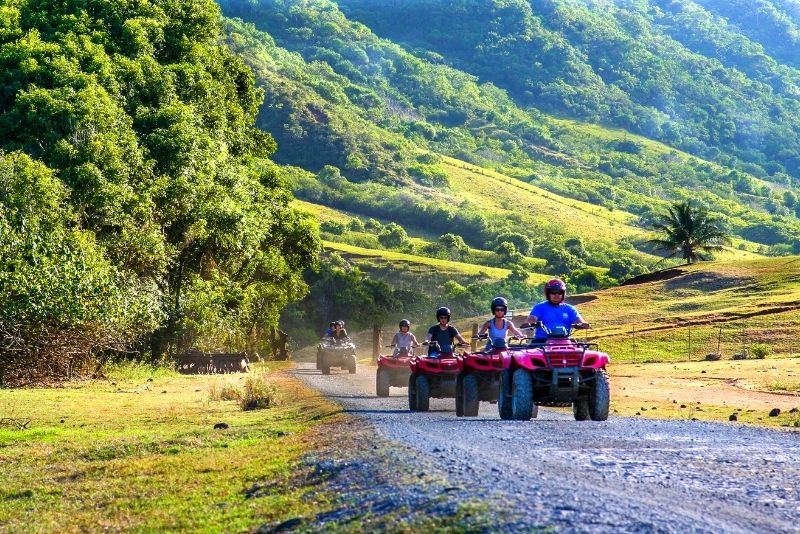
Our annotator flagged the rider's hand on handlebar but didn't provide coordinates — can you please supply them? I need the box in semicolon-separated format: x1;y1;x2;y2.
573;322;591;329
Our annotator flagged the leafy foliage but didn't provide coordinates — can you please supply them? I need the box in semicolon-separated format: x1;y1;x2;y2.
0;0;318;382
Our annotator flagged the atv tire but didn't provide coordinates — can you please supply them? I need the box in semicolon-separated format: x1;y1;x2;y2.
498;369;513;420
347;354;357;374
376;368;390;397
573;400;590;421
512;368;533;420
589;369;610;421
415;374;430;412
408;374;418;411
461;374;480;417
321;359;331;375
455;376;464;417
316;349;321;370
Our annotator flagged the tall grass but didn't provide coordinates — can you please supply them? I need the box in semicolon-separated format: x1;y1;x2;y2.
208;374;278;410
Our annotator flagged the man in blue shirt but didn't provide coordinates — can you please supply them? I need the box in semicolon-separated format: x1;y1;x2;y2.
523;278;590;339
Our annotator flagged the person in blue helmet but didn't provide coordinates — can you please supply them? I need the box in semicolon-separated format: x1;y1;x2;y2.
477;296;527;350
522;278;590;340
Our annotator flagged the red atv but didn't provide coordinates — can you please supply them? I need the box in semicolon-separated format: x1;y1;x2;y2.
408;341;465;412
375;345;415;397
497;324;610;421
455;335;525;417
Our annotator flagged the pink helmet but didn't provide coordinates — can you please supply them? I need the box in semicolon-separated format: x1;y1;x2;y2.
544;278;567;298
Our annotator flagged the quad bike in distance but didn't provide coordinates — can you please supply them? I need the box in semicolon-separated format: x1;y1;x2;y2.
408;341;466;412
316;337;357;375
376;345;415;397
498;323;610;421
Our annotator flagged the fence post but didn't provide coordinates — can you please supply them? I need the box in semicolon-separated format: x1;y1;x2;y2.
471;323;479;352
373;325;382;363
687;325;692;362
277;330;290;361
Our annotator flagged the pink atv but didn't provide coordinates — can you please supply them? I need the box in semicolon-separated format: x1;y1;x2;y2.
376;345;414;397
408;341;465;412
455;335;525;417
497;324;610;421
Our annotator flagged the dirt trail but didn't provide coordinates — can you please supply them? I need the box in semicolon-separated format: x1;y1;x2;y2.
294;361;800;533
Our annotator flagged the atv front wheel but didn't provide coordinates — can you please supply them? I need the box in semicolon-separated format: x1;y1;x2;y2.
573;400;590;421
455;376;464;417
376;368;390;397
498;369;513;420
589;369;610;421
408;373;418;411
512;369;533;420
347;354;357;374
462;374;480;417
415;374;430;412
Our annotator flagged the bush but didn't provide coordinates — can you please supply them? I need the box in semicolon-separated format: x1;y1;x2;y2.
378;223;409;248
208;379;244;402
321;220;347;234
241;375;278;410
207;374;278;410
750;343;772;359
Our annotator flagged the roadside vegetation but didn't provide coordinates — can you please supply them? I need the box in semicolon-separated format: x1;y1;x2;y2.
0;363;342;532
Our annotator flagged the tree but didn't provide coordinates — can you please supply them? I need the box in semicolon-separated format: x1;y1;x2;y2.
648;202;730;264
438;233;469;260
378;223;409;248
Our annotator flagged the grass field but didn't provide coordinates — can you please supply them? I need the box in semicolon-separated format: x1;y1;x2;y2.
508;256;800;362
322;240;549;284
0;362;342;533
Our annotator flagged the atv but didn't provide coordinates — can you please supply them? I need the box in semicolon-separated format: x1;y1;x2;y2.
376;345;415;397
455;335;525;417
316;337;357;375
498;323;610;421
408;341;465;412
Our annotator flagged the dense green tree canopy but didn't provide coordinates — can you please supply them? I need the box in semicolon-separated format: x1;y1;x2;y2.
0;0;319;382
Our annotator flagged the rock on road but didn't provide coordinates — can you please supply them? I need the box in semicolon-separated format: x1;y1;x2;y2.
294;362;800;533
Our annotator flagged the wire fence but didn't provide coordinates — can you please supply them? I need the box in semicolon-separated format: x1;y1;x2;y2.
585;318;800;363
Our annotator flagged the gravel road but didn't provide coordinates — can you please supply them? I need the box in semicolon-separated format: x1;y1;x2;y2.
293;362;800;533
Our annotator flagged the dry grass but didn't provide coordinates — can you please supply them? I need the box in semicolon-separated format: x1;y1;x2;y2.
208;374;278;410
0;362;343;533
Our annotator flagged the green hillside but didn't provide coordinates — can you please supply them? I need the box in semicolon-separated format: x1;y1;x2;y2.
213;0;800;346
493;256;800;363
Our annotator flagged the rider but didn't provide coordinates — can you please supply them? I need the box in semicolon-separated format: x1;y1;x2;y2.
425;307;468;357
331;320;350;342
390;319;420;357
477;297;527;349
523;279;590;340
324;321;336;337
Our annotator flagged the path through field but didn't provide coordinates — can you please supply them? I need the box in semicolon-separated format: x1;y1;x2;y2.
294;362;800;533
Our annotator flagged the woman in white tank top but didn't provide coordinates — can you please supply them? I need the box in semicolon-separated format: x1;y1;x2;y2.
477;296;526;349
391;319;420;357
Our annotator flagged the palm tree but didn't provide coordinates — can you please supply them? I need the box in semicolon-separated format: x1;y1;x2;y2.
649;201;730;264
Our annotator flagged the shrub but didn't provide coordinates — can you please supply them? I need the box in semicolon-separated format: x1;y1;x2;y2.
321;220;347;234
208;379;243;402
241;375;278;410
750;343;772;359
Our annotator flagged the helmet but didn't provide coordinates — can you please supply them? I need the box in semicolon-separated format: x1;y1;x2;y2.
491;296;508;312
329;321;336;326
544;278;567;298
435;306;451;320
399;319;411;328
338;320;345;327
